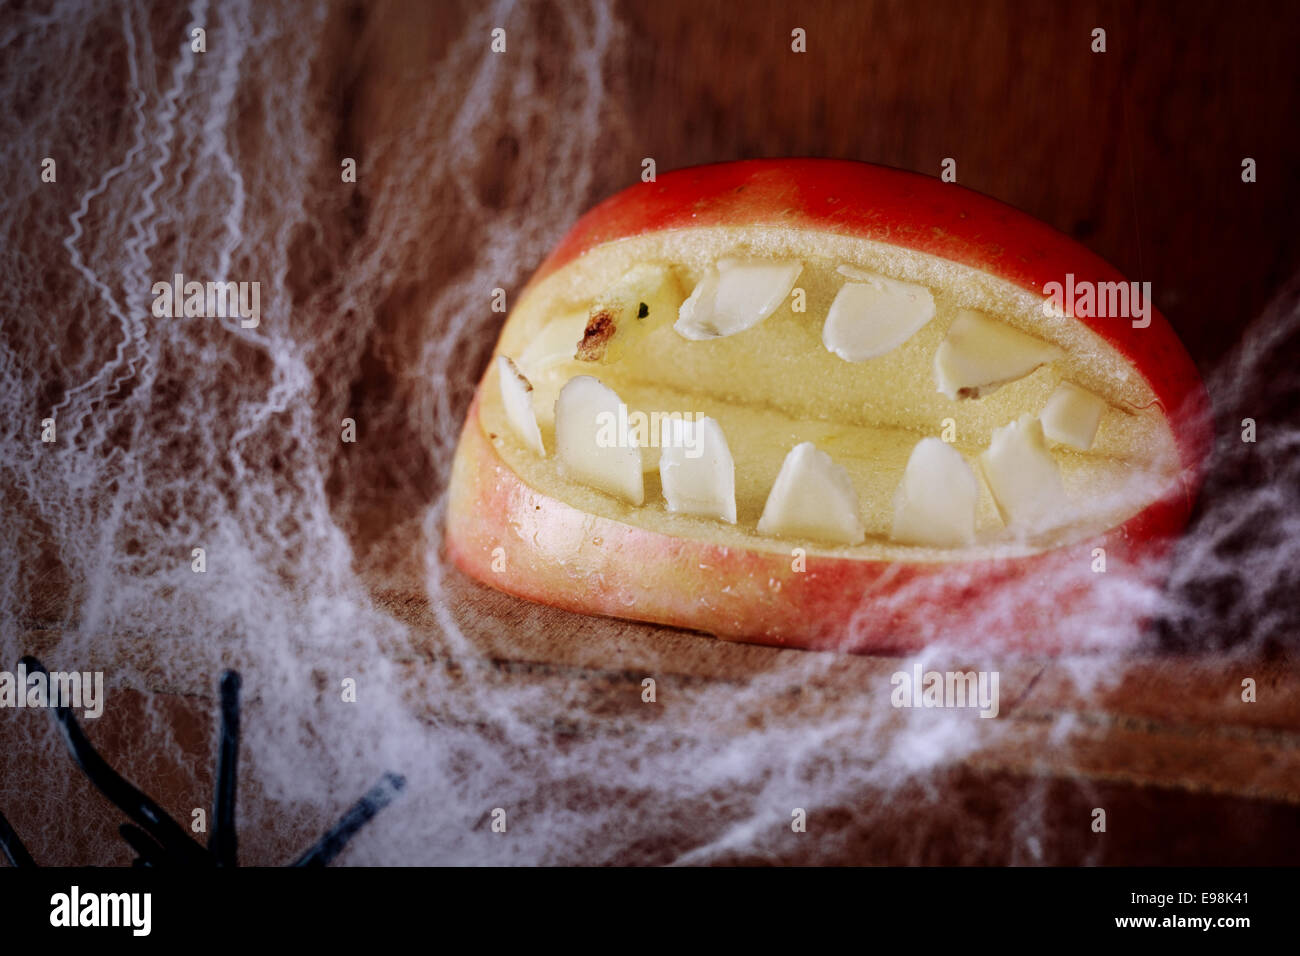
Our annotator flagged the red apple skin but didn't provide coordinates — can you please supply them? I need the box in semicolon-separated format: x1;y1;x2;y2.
447;160;1213;654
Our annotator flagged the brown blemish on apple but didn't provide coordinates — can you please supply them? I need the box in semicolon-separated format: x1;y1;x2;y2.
577;308;617;361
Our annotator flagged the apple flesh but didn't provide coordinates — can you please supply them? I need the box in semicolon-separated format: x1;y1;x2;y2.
448;160;1211;653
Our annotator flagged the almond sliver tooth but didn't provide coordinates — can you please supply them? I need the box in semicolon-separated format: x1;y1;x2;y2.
554;376;644;504
659;415;737;523
891;437;978;547
517;311;589;375
1040;381;1106;450
979;414;1068;531
935;308;1061;399
823;267;935;361
674;259;802;340
757;442;865;545
497;355;545;456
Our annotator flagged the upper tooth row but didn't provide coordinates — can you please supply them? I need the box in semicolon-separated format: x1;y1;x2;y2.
677;257;1061;400
497;358;1096;547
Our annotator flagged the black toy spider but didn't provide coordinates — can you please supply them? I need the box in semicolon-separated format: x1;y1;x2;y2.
0;656;405;867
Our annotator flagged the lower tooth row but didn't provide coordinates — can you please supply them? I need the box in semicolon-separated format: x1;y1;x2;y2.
497;359;1083;547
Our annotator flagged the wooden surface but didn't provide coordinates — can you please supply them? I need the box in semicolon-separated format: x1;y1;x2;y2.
9;559;1300;864
5;0;1299;866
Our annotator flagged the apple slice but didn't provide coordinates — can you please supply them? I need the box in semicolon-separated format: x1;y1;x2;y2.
756;442;865;545
554;376;643;505
822;265;936;361
448;159;1211;653
891;438;979;547
1040;381;1106;451
496;355;545;456
934;308;1062;399
674;258;802;340
659;415;737;523
979;415;1068;532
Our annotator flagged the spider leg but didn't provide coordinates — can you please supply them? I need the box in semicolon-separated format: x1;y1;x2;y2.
118;823;169;867
19;656;212;866
291;772;406;867
209;670;240;867
0;810;36;867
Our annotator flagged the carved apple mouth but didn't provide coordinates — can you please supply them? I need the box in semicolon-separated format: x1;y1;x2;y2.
477;226;1181;561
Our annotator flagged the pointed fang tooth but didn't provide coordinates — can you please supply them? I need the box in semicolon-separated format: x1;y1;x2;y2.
674;259;802;340
1040;381;1106;451
935;309;1061;399
497;355;545;456
757;442;865;545
823;267;935;361
891;437;978;547
517;311;588;375
659;415;737;523
554;376;644;504
979;415;1068;531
